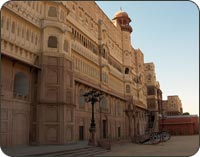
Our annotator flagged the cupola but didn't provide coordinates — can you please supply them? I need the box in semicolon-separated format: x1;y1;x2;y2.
112;9;132;33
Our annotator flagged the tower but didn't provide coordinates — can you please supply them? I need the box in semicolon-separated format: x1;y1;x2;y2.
112;9;133;33
112;10;134;95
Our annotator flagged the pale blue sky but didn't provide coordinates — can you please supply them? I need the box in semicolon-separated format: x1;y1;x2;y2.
96;1;199;115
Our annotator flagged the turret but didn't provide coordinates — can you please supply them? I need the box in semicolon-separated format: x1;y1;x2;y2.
112;10;132;33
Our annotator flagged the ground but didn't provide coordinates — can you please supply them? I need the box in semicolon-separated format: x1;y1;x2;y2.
96;135;199;156
1;135;199;156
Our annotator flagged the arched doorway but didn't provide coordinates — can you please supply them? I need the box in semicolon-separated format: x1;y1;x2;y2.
12;113;28;146
102;120;107;138
101;115;108;139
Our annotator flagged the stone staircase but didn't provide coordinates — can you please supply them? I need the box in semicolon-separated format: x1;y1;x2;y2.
28;146;109;157
97;138;131;150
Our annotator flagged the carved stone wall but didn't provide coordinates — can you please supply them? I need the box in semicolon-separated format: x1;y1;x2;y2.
74;82;127;141
37;55;74;144
1;1;152;146
1;57;34;146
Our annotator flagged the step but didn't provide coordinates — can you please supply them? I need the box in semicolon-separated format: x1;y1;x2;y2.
29;146;93;156
78;150;109;157
55;147;106;156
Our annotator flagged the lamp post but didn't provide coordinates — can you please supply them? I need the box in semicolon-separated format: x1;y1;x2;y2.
82;90;103;146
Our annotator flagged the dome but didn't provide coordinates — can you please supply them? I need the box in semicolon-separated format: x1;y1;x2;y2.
113;10;131;22
114;11;129;18
112;9;133;33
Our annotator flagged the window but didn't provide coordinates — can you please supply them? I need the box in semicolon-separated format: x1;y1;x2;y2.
48;36;58;48
148;112;155;128
63;40;68;52
147;65;151;70
79;89;85;107
32;2;35;9
125;67;129;74
118;127;121;138
147;87;155;95
100;96;107;109
40;4;42;14
102;72;108;83
36;2;39;11
48;6;57;17
72;5;75;11
126;85;130;93
13;72;29;96
35;35;38;45
117;101;121;115
22;28;24;38
79;11;82;19
26;29;30;41
6;18;9;30
102;48;106;58
148;74;151;81
17;24;20;36
60;10;64;20
1;16;4;28
31;32;34;43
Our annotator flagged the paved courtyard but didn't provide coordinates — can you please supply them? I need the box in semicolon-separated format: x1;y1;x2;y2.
1;135;199;156
96;135;199;156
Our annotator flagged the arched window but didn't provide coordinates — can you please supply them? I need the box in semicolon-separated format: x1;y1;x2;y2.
72;5;75;11
13;72;29;96
32;2;35;9
48;36;58;48
35;35;38;45
22;28;24;38
17;25;20;36
100;96;107;109
48;6;57;17
28;1;31;7
126;85;130;93
102;48;106;58
148;74;151;81
147;87;155;95
117;101;121;116
36;2;39;11
63;40;68;52
79;89;85;107
26;30;30;41
31;32;34;43
125;67;129;74
148;65;151;70
6;18;9;30
40;4;42;14
1;16;4;28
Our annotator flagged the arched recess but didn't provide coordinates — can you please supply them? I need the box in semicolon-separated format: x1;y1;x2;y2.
48;6;57;17
124;50;132;64
101;64;110;83
125;67;129;74
126;84;131;93
12;113;28;145
100;96;107;109
101;44;110;60
13;72;29;96
48;36;58;48
79;88;85;108
63;40;69;52
124;50;131;57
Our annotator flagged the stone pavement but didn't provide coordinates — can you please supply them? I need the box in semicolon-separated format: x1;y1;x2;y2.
1;141;89;156
95;135;199;156
1;136;199;156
